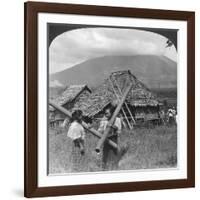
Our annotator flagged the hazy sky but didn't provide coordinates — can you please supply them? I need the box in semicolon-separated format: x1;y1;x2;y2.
49;28;177;74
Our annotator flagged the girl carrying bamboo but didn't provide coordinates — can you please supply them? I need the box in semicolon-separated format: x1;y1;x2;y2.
98;108;127;170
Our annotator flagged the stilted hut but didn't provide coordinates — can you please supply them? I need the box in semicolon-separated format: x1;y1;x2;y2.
73;70;161;126
49;84;91;127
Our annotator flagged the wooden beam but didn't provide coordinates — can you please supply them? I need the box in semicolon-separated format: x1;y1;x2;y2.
95;83;133;153
112;75;136;125
108;77;133;129
49;100;118;150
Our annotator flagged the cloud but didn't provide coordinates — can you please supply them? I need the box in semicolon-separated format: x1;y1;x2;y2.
50;28;177;73
49;80;63;88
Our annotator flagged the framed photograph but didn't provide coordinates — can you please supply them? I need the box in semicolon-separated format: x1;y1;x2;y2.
24;1;195;198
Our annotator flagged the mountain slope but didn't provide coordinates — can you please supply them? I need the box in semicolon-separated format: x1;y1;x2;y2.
50;55;177;89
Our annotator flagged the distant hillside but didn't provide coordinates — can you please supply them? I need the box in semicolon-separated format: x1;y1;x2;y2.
50;55;177;89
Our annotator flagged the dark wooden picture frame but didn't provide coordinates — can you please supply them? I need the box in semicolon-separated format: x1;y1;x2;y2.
24;1;195;198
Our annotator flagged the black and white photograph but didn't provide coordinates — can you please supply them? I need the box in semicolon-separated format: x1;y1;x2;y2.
24;2;195;197
48;24;178;174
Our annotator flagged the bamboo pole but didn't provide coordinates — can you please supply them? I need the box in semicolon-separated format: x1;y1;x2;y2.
108;77;133;130
95;83;133;153
49;100;118;150
112;76;136;125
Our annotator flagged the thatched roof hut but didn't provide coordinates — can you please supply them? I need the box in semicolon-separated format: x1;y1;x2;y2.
73;70;160;119
50;84;91;113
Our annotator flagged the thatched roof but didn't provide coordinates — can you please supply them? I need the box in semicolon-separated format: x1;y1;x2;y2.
73;70;160;117
50;84;91;112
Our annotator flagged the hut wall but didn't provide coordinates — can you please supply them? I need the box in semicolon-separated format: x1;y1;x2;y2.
49;111;55;120
134;105;160;122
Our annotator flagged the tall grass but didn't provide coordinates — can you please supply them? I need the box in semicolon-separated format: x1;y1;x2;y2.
49;125;177;174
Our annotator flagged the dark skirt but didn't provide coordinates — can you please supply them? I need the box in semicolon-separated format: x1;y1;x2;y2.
102;135;118;171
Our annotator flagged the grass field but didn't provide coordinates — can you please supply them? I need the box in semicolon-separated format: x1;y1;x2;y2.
48;125;177;174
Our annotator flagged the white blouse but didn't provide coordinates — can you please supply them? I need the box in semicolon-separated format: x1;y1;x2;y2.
98;117;122;134
67;121;85;140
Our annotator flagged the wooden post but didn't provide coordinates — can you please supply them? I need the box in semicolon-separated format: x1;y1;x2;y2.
112;75;136;125
95;83;133;153
49;100;118;150
108;77;133;129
